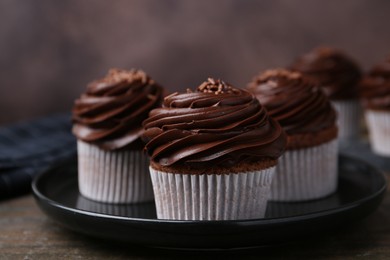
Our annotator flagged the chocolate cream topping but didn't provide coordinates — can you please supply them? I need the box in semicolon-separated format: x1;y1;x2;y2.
73;69;164;150
360;58;390;111
247;69;337;136
291;47;362;100
142;78;286;169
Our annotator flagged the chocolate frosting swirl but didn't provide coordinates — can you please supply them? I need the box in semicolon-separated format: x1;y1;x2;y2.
73;69;164;150
360;58;390;111
143;78;286;169
291;47;362;100
247;69;337;135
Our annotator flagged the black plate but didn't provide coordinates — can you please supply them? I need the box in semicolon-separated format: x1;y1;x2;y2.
340;140;390;172
32;155;387;250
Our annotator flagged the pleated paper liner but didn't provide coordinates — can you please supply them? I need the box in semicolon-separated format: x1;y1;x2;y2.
332;100;362;141
149;166;275;220
270;139;338;202
77;141;154;203
366;110;390;157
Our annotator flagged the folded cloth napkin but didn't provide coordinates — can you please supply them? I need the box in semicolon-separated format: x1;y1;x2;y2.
0;114;76;199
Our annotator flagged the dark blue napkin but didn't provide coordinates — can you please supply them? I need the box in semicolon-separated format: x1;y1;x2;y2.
0;114;76;199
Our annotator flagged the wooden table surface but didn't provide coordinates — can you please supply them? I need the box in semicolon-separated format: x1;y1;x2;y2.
0;182;389;260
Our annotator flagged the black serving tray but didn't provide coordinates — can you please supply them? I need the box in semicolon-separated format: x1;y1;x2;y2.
32;155;387;250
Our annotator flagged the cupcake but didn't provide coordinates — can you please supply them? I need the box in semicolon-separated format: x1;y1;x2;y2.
247;69;338;201
291;47;362;142
360;58;390;156
72;69;164;203
142;78;286;220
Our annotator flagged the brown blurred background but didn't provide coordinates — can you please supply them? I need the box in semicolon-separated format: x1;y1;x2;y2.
0;0;389;124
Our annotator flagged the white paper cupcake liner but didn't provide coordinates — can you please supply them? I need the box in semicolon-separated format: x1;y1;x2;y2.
77;140;154;203
270;139;338;202
149;167;275;220
365;110;390;156
332;100;361;141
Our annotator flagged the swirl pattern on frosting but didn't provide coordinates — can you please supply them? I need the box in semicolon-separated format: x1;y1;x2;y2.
291;47;362;100
73;69;164;150
247;69;337;136
360;58;390;111
142;78;286;169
